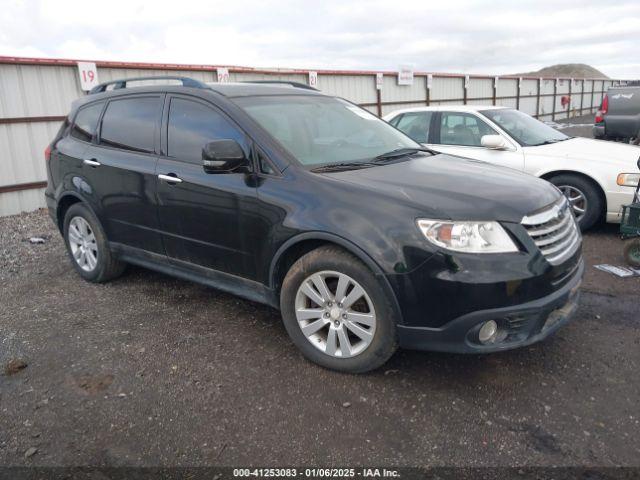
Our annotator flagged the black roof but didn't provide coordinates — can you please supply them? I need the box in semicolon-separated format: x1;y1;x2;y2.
206;82;322;97
73;77;323;111
87;75;321;97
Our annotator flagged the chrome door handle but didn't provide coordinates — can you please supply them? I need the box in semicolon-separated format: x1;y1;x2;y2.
83;159;101;167
158;174;183;183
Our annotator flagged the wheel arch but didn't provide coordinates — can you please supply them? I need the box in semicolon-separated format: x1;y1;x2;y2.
269;232;404;323
540;170;607;217
55;192;98;233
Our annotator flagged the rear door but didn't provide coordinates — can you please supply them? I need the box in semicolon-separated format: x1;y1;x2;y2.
156;94;258;278
83;94;164;253
428;111;524;171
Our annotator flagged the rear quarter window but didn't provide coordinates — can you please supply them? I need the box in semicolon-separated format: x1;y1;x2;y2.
70;102;104;142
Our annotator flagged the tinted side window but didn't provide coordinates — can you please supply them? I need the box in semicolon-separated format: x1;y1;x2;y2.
70;102;104;142
168;98;246;164
438;112;497;146
395;112;432;143
99;97;161;153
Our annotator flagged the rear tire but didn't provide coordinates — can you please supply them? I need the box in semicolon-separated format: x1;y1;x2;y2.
549;174;603;231
280;245;398;373
623;239;640;268
63;203;126;283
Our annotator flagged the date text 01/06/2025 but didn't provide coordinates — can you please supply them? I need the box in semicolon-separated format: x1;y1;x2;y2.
232;468;400;478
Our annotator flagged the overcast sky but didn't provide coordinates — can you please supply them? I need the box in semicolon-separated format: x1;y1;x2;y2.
2;0;640;78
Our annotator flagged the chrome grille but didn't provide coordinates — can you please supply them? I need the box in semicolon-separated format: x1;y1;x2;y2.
521;198;581;265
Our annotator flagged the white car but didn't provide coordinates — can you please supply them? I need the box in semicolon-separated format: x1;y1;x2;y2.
384;105;640;230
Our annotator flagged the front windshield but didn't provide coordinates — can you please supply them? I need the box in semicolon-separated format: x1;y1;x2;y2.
235;95;420;166
481;108;569;146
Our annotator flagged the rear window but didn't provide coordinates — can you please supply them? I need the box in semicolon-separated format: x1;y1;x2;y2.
70;102;104;142
99;96;162;153
394;112;432;143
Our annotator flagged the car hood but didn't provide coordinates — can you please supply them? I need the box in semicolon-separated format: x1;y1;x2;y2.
524;137;640;168
322;153;561;223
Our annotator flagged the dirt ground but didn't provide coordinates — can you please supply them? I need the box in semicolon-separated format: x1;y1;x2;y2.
1;207;639;468
2;116;640;469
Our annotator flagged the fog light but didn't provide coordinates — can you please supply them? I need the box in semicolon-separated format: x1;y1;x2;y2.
478;320;498;344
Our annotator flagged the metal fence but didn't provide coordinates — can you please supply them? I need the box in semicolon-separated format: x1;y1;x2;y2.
0;55;623;216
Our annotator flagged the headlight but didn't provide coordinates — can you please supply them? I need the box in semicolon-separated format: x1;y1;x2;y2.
417;220;519;253
617;173;640;187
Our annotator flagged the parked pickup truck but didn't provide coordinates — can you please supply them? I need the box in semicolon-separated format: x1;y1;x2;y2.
593;85;640;144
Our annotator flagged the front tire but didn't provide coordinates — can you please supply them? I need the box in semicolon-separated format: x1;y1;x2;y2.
63;203;126;283
280;246;397;373
549;174;603;231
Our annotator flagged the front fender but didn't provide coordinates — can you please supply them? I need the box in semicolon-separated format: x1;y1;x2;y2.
269;231;389;287
268;231;407;325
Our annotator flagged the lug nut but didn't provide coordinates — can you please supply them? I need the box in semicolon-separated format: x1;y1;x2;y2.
342;313;347;319
324;312;329;318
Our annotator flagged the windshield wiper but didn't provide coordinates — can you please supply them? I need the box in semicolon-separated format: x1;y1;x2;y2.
532;138;571;146
310;147;435;173
310;161;379;173
374;147;435;161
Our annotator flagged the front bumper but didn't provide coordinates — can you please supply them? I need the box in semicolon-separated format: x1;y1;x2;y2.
605;189;637;224
396;259;583;353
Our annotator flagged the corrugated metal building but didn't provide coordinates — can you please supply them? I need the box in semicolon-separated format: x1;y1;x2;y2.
0;56;620;216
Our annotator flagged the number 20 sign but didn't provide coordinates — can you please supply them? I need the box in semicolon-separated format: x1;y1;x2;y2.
77;62;99;91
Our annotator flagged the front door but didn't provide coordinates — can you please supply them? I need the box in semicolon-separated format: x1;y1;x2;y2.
155;95;258;279
427;111;525;171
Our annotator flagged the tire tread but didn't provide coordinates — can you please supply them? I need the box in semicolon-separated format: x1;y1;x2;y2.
280;245;397;373
63;203;126;283
549;174;603;231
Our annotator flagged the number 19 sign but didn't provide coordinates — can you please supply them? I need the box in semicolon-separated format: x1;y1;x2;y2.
77;62;99;91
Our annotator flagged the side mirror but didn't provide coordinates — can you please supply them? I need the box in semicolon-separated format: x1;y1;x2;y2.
481;135;508;150
202;140;250;173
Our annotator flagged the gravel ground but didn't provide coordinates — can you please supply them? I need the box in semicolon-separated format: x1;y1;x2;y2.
552;114;596;139
1;208;639;469
2;117;640;469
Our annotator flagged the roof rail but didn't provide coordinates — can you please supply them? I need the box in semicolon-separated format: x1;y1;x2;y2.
89;76;208;94
240;80;318;91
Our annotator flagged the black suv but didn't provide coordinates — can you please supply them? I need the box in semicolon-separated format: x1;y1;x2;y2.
45;77;583;373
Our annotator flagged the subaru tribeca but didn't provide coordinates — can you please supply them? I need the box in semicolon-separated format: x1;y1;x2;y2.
44;77;583;373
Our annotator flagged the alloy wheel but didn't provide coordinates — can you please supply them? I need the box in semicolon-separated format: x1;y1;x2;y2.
294;270;376;358
559;185;588;221
68;216;98;272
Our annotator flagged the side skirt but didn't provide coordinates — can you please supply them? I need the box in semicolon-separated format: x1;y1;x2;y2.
110;242;279;309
